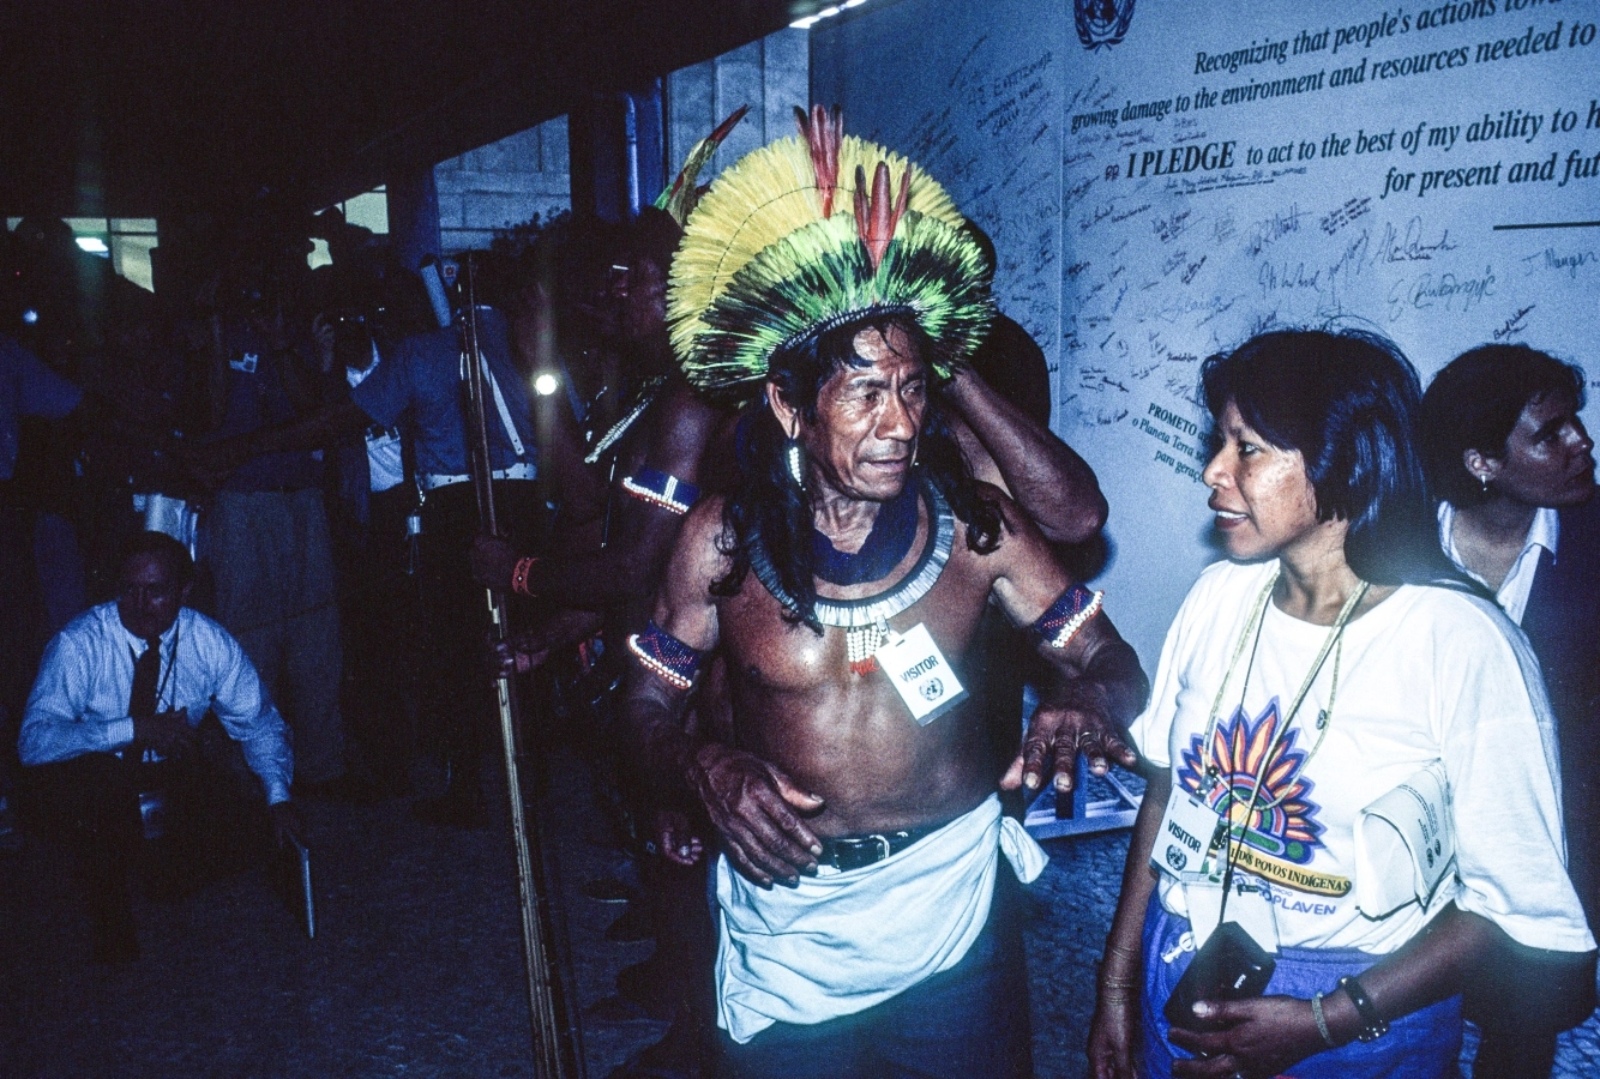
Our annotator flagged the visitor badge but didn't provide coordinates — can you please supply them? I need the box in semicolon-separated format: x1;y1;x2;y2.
1184;875;1280;953
1353;763;1455;918
1154;786;1225;881
876;622;967;726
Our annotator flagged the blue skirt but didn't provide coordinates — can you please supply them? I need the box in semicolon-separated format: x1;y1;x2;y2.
1141;901;1463;1079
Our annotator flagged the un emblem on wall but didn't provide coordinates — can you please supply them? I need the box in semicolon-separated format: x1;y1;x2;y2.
1075;0;1135;50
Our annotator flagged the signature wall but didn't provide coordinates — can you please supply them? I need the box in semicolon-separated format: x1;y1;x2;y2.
816;0;1600;659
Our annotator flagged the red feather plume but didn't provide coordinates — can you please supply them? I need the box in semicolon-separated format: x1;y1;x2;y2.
853;162;911;271
794;104;843;218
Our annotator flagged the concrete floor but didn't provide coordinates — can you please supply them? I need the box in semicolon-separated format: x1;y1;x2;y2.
4;759;1597;1078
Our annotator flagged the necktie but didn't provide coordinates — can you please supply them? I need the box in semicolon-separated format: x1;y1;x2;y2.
129;637;163;719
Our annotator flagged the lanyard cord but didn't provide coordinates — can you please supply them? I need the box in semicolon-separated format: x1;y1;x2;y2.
1198;570;1279;790
155;619;179;711
1254;630;1344;811
1214;576;1369;925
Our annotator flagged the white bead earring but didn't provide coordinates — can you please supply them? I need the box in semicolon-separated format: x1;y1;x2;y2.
785;426;805;489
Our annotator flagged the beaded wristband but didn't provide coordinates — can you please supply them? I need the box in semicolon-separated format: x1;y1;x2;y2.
627;619;703;691
511;556;538;597
1031;584;1105;650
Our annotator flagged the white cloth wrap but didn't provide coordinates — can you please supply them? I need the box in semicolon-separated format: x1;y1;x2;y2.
714;792;1048;1043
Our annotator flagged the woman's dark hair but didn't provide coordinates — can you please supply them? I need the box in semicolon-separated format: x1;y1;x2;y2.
714;311;1003;629
1419;344;1587;506
1201;328;1451;586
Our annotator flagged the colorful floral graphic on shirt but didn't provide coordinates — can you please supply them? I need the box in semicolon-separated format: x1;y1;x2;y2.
1178;699;1351;897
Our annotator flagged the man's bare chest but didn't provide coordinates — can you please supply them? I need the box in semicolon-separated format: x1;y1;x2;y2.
717;551;996;695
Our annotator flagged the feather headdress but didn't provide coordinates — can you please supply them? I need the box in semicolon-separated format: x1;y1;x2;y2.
667;105;994;399
654;105;749;226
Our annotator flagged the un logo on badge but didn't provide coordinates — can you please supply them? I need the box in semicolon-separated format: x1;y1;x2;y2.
1165;846;1188;872
1075;0;1135;50
919;678;944;701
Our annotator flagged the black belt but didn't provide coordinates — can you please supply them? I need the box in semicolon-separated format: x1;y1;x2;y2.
818;824;938;871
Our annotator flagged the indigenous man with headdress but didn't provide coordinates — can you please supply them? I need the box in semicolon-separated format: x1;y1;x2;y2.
623;108;1149;1078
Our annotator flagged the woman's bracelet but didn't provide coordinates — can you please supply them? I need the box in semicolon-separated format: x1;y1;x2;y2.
1310;991;1336;1047
1337;975;1390;1042
511;556;538;597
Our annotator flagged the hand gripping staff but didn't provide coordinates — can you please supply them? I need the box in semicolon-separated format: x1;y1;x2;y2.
457;255;580;1078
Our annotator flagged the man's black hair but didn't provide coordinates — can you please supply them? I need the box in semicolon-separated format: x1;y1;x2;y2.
121;531;195;588
625;208;685;278
714;311;1003;629
1419;344;1587;507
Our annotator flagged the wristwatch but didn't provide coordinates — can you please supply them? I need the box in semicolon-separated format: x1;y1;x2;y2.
1337;975;1390;1042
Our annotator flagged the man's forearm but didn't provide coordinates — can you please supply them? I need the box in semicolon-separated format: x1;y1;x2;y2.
529;513;680;609
220;397;368;462
946;370;1107;543
622;691;702;807
238;730;294;805
1316;905;1495;1045
17;711;129;766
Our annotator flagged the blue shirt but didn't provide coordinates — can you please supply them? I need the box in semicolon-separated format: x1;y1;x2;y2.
350;308;538;479
0;335;82;481
207;324;325;492
20;604;294;804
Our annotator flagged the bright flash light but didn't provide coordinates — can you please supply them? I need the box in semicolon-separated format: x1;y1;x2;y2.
533;373;560;397
21;308;39;325
791;0;865;28
75;236;110;255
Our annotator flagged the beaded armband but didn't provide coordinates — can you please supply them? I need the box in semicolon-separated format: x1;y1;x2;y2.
511;556;538;597
1031;584;1105;649
621;468;700;516
627;619;703;691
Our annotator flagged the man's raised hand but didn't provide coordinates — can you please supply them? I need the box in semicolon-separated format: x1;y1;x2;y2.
687;743;824;887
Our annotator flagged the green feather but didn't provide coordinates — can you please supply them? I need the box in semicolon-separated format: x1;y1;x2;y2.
681;212;994;399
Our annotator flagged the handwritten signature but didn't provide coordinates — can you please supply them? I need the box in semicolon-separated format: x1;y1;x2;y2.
1319;197;1372;236
1520;247;1598;279
1243;204;1306;259
1493;305;1535;340
1153;209;1195;244
1375;217;1459;263
1386;266;1497;321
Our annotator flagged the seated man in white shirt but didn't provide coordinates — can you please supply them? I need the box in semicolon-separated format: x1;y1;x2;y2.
19;531;301;963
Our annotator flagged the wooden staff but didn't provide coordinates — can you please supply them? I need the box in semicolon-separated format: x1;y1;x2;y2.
457;256;576;1078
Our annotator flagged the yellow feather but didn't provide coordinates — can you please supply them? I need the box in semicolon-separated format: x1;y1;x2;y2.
668;131;968;362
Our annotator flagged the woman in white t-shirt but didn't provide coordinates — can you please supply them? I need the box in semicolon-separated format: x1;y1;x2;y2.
1086;330;1593;1079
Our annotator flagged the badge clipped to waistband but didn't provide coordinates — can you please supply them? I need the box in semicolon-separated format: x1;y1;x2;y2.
875;622;967;726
